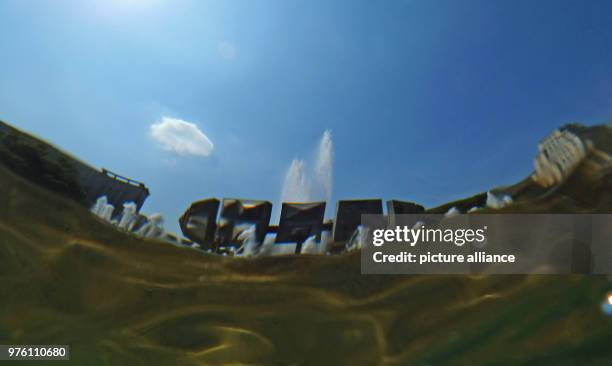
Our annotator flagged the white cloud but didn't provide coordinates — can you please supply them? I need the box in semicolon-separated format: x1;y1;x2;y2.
218;41;237;60
150;117;214;157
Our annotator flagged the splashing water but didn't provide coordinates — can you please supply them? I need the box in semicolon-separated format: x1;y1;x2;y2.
236;224;260;258
91;196;107;215
118;202;138;231
313;130;334;204
300;231;332;255
281;159;311;202
257;235;279;257
91;196;186;246
300;235;322;255
279;130;334;217
346;225;369;252
91;196;115;222
486;191;513;209
445;207;461;217
136;214;165;239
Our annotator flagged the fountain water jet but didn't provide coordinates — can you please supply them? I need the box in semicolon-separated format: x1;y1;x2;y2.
279;130;334;216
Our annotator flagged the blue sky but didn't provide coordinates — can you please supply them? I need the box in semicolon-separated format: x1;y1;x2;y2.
1;0;611;232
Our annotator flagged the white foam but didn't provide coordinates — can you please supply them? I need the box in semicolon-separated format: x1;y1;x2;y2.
118;202;138;231
235;224;260;258
346;225;369;252
486;191;513;209
444;207;460;217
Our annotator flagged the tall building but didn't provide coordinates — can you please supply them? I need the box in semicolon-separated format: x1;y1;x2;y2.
532;129;592;188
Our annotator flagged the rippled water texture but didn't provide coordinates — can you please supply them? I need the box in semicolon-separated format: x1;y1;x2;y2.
2;165;612;365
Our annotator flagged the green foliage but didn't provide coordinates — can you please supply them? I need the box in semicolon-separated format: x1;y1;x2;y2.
0;130;85;203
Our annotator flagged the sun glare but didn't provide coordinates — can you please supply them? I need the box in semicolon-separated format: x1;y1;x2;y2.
92;0;162;20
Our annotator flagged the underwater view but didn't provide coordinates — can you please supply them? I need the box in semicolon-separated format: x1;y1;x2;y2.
2;1;612;365
2;121;612;365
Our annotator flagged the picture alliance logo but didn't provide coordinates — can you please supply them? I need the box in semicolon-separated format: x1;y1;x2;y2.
371;224;489;247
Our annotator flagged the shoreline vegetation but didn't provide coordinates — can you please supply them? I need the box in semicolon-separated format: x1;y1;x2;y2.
0;121;85;203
